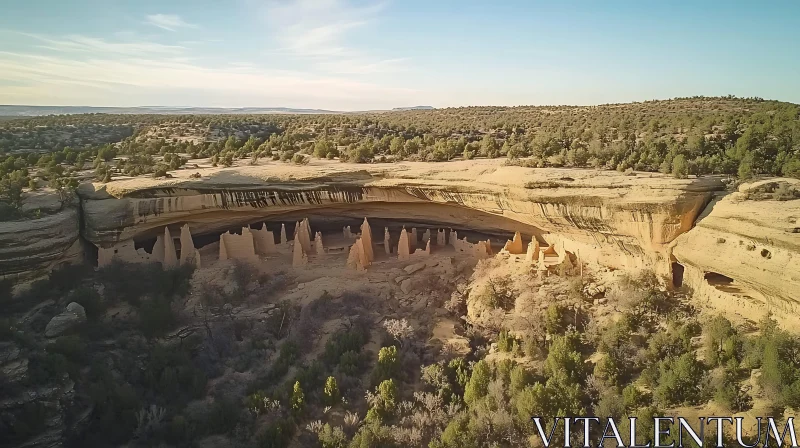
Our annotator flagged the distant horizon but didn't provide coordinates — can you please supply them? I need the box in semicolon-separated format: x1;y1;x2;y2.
0;94;794;115
2;1;799;110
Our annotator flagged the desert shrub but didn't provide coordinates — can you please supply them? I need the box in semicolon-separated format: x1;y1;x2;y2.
99;262;194;305
206;397;240;435
432;413;479;448
595;389;625;420
593;355;621;388
464;360;491;405
80;372;141;446
256;417;295;447
323;376;340;406
497;330;520;353
509;364;535;394
513;378;585;432
48;263;93;293
653;353;707;406
47;335;86;362
1;402;48;445
713;370;752;412
26;352;78;384
704;315;741;367
373;345;399;383
447;357;471;390
545;332;586;385
597;313;636;354
68;286;105;320
316;423;348;448
545;303;568;335
622;384;650;410
252;341;299;391
138;296;177;339
323;327;369;367
337;350;368;376
479;276;516;311
143;344;207;405
646;324;692;363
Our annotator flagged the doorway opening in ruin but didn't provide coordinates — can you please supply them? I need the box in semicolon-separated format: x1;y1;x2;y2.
671;262;684;288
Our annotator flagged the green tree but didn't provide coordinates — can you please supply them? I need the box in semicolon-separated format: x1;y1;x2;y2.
291;381;304;414
323;376;339;406
480;134;498;158
672;154;688;178
314;138;335;158
377;379;397;411
464;360;491;405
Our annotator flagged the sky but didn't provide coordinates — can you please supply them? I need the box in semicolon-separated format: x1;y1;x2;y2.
1;0;799;110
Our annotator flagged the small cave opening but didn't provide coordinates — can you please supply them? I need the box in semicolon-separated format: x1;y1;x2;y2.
671;262;684;288
704;271;734;285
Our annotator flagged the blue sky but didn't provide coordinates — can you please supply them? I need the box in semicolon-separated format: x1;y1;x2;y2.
1;0;799;110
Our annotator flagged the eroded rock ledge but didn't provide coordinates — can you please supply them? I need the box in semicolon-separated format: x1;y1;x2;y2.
671;178;800;326
77;160;723;280
0;191;82;281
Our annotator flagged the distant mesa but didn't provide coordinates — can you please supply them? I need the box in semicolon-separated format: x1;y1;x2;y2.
0;104;435;116
391;106;435;111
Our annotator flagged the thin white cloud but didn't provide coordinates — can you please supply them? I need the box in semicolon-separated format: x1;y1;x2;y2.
145;14;198;32
0;33;419;109
16;31;186;56
258;0;405;74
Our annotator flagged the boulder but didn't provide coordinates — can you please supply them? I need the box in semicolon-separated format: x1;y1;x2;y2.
404;262;427;274
45;302;86;337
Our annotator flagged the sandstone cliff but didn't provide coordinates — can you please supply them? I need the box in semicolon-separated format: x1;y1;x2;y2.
671;178;800;325
77;159;723;279
0;191;82;281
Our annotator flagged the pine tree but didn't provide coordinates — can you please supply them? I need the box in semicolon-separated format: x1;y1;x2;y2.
291;381;304;414
324;376;339;406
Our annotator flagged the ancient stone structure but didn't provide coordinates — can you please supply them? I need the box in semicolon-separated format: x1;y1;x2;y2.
398;228;411;261
422;229;431;243
292;230;308;267
525;240;540;264
346;238;369;270
450;230;458;247
475;240;492;258
97;240;157;267
252;223;277;255
360;218;374;263
384;227;391;254
502;231;524;254
315;231;324;255
179;224;200;267
295;219;313;255
219;228;257;262
451;235;492;259
343;226;354;239
31;161;797;327
280;223;287;245
437;229;446;246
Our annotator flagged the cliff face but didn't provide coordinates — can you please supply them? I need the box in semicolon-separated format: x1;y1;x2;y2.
77;160;722;278
671;179;800;326
0;191;82;281
8;160;800;325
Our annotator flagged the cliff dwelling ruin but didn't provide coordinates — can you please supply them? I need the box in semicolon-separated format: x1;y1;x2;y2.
95;213;580;278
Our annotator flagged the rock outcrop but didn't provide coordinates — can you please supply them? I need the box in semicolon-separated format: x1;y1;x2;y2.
671;178;800;325
77;161;721;280
0;192;82;281
44;302;86;337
